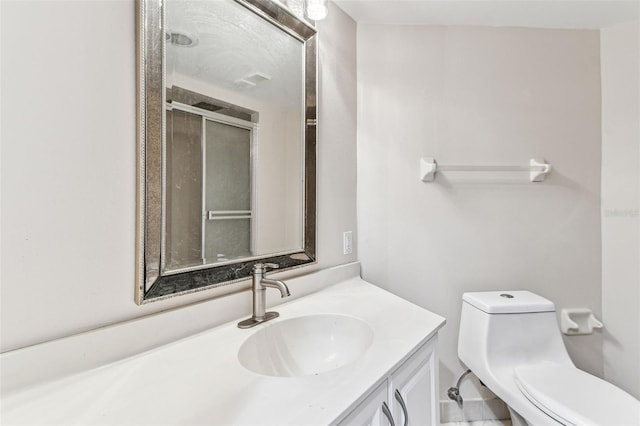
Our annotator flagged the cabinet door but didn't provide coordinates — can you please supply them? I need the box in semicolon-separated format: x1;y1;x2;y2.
338;380;395;426
389;337;439;426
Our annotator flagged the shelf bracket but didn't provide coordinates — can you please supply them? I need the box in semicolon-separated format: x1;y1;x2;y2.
529;158;551;182
420;157;437;182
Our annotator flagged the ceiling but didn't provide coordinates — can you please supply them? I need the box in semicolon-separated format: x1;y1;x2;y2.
333;0;640;29
167;0;303;110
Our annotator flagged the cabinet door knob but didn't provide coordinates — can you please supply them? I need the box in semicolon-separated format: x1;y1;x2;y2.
394;389;409;426
381;401;395;426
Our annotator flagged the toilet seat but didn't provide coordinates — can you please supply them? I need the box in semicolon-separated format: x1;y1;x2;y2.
514;363;640;426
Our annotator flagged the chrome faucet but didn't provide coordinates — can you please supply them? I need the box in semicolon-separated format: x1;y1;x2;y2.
238;263;291;329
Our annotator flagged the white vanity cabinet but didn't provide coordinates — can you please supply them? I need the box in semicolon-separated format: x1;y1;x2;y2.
338;381;391;426
338;336;439;426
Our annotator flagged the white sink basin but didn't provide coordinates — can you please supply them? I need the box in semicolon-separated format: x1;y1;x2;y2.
238;314;374;377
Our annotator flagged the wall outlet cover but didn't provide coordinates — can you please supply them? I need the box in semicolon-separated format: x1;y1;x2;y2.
343;231;353;255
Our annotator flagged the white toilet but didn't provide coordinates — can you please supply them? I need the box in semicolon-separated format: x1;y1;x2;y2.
458;290;640;426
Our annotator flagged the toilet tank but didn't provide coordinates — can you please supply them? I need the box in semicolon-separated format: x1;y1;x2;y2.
458;291;572;376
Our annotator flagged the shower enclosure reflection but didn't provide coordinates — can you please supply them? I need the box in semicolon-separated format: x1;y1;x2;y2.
166;102;303;271
166;108;256;270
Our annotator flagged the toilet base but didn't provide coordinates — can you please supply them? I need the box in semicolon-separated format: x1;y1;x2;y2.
507;406;529;426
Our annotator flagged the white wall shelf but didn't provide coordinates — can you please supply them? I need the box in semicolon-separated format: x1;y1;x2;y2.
420;157;551;183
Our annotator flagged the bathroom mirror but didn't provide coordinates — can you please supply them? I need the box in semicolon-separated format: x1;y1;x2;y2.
136;0;317;303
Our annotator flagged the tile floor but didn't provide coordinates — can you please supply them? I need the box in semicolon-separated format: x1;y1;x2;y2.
441;421;512;426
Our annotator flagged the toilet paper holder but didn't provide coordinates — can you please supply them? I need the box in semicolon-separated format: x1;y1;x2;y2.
560;308;603;335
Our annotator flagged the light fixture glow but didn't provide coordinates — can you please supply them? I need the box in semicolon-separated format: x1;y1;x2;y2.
305;0;328;21
285;0;305;19
166;30;198;47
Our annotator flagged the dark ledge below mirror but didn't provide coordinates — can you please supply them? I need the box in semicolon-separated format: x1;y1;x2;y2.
145;253;313;299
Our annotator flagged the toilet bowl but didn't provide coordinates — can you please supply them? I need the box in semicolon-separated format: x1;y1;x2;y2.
458;291;640;426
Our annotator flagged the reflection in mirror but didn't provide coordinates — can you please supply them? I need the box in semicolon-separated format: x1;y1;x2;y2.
136;0;317;303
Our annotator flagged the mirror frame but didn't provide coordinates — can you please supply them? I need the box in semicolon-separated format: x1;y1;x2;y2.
135;0;317;304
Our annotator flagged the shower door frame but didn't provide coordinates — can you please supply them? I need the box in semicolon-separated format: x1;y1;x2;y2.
168;102;258;266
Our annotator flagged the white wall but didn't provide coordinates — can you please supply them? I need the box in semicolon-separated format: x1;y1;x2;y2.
0;0;357;353
357;25;603;401
600;20;640;399
317;2;358;263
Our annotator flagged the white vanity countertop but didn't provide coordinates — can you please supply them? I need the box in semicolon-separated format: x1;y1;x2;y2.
1;277;445;425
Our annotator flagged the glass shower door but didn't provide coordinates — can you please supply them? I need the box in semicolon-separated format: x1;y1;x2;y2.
203;119;253;263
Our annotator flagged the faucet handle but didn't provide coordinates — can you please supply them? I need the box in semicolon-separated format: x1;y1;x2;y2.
252;263;280;274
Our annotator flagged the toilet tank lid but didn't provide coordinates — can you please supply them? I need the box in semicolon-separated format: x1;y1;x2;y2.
462;291;555;313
